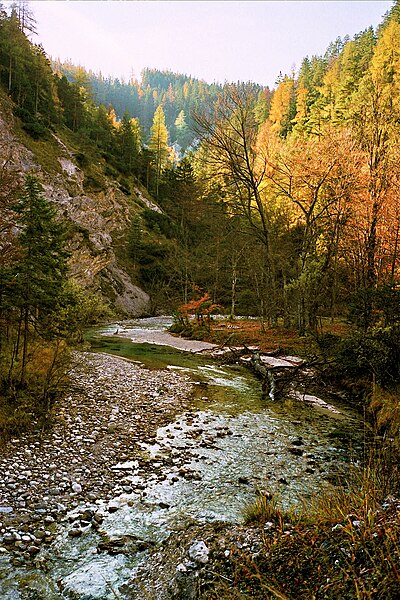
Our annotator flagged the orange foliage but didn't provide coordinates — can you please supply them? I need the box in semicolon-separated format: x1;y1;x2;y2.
178;288;221;325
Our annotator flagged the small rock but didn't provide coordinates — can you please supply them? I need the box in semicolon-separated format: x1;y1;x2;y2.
3;533;16;545
68;528;82;538
0;506;13;514
290;438;304;446
238;476;249;485
188;540;209;564
288;447;303;456
71;482;82;494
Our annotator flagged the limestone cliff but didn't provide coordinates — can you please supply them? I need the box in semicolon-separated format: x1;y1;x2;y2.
0;96;151;317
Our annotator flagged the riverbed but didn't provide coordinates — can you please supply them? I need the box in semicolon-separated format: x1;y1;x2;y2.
0;318;363;599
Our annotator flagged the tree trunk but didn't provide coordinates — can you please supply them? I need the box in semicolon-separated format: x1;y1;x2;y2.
20;307;29;385
230;259;237;319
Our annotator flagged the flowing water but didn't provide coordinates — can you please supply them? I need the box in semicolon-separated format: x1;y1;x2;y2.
0;318;363;599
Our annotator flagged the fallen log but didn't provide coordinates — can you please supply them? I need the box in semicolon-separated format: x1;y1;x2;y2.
246;351;309;400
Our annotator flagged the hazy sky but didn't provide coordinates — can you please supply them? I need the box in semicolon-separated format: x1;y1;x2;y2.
27;1;393;87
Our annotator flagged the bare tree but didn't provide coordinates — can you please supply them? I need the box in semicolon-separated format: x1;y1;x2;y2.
193;83;270;251
193;83;276;326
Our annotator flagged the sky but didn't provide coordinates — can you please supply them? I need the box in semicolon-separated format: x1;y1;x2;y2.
25;0;394;88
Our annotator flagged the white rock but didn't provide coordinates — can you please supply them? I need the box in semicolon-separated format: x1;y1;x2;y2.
111;460;139;471
71;482;82;493
188;540;209;564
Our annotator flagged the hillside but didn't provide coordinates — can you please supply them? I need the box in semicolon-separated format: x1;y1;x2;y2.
0;89;151;316
53;62;271;155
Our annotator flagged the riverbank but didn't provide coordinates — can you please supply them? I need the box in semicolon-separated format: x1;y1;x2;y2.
1;341;399;599
0;352;194;560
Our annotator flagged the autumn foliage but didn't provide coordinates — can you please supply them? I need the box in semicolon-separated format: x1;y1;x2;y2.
176;288;221;328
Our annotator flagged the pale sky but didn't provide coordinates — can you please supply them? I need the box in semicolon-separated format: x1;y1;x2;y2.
26;1;393;87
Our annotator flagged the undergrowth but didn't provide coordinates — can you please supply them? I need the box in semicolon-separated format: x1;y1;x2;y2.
202;432;400;600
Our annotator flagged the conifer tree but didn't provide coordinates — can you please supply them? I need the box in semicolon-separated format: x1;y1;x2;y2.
149;104;169;196
117;110;141;175
13;176;69;381
174;109;192;150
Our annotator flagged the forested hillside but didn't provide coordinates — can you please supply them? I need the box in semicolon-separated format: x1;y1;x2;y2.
52;62;229;153
52;62;273;155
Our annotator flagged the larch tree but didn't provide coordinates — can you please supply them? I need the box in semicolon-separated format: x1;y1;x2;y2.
268;75;296;138
349;18;400;325
258;128;361;333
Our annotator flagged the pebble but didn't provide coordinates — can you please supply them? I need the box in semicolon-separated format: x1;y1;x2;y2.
71;482;82;494
68;528;82;538
0;352;194;562
188;540;210;564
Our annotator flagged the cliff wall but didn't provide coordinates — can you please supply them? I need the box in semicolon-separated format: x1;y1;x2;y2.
0;95;151;317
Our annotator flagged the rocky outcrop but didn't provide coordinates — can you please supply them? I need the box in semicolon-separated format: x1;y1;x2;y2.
0;96;150;317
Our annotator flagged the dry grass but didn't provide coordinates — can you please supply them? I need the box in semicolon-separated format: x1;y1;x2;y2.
202;317;349;356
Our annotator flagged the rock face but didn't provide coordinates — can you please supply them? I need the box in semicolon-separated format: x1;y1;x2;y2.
0;97;150;317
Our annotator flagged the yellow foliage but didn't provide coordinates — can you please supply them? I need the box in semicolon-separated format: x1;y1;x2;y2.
268;76;295;135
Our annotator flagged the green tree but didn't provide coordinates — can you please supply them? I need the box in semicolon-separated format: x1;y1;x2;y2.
12;175;69;383
117;110;141;175
149;104;169;195
173;109;192;151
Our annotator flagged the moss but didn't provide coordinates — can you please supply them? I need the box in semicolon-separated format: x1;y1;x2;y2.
16;125;62;174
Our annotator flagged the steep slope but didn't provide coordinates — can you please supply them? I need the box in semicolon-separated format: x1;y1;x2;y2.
0;92;151;317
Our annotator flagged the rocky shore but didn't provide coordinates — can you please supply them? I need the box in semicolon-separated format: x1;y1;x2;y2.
0;351;194;563
1;346;375;599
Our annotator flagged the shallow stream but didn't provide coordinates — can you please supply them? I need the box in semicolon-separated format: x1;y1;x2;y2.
0;317;363;599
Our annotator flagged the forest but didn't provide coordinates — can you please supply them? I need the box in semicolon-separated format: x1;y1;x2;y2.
0;0;400;445
0;1;400;597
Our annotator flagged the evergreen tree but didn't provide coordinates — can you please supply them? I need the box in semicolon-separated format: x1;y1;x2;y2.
149;104;169;196
13;176;69;381
117;110;141;175
173;109;192;151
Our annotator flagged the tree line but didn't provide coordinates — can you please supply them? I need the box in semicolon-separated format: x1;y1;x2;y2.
53;62;272;155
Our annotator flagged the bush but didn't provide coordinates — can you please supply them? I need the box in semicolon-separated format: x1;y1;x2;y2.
74;152;89;167
0;341;70;441
22;119;48;140
232;448;400;600
83;175;103;191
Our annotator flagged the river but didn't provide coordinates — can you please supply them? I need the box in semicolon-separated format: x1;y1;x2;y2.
0;317;363;599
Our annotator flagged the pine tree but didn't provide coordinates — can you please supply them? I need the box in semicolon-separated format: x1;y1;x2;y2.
174;109;192;150
117;110;141;175
149;104;169;196
13;176;69;381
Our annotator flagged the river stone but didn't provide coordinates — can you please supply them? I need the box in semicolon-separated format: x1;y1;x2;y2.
68;528;83;538
0;507;13;514
188;540;209;564
288;447;303;456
